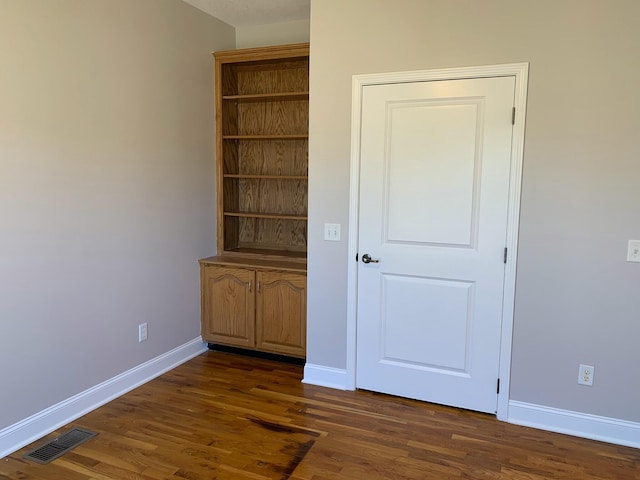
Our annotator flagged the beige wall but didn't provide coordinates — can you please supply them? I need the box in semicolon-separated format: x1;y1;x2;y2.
308;0;640;422
236;19;310;49
0;0;234;429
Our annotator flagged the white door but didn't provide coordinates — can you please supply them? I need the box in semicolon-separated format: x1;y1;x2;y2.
356;76;516;413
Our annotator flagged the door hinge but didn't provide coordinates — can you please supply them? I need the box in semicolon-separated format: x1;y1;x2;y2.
511;107;516;125
503;247;508;264
497;378;501;394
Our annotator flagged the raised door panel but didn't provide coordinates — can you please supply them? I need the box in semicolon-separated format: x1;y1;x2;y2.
202;266;255;347
256;271;306;357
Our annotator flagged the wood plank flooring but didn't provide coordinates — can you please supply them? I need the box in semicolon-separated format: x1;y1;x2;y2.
2;351;638;479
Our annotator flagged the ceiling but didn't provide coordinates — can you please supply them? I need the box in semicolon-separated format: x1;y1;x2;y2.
182;0;310;27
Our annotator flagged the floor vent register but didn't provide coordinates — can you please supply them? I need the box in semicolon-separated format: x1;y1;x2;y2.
23;428;98;464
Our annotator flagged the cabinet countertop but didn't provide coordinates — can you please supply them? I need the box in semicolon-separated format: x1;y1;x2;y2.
199;255;307;273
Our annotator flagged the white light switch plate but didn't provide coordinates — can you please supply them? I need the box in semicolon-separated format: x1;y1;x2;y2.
324;223;341;241
627;240;640;262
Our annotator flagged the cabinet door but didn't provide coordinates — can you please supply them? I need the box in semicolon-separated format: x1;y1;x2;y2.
202;266;255;347
256;271;306;357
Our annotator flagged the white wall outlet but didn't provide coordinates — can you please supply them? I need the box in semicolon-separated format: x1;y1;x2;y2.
578;364;594;386
138;322;148;343
324;223;341;241
627;240;640;262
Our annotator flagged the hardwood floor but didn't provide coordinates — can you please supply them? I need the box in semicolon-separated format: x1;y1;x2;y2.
2;351;638;479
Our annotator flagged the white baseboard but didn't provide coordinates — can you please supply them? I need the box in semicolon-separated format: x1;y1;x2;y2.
508;400;640;449
0;338;207;459
302;363;351;390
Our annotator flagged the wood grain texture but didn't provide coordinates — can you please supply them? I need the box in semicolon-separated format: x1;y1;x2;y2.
214;45;309;258
236;60;309;96
222;138;239;175
256;271;306;357
215;56;226;256
221;97;239;136
220;61;239;96
223;135;308;140
237;179;307;216
3;352;638;480
199;255;307;272
223;216;240;253
200;263;306;357
224;92;309;101
202;266;255;347
235;100;308;136
222;177;240;213
237;139;307;177
219;246;307;260
238;218;307;252
215;43;309;64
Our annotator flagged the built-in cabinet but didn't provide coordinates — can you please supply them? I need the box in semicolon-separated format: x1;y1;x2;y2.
200;261;306;358
200;43;309;359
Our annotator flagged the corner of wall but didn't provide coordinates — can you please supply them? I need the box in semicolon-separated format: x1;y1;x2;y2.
302;363;352;390
0;339;207;459
235;19;310;49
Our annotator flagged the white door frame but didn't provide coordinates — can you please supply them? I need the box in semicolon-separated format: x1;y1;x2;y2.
345;63;529;420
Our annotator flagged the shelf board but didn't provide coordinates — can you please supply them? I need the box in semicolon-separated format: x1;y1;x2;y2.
200;253;307;270
224;174;308;180
223;134;308;140
224;212;308;221
223;92;309;101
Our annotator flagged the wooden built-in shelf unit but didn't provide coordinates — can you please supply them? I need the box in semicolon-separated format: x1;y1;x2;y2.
216;43;309;261
200;43;309;359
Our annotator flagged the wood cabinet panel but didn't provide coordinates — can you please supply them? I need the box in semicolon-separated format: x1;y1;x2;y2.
256;271;306;357
202;266;255;348
200;260;306;358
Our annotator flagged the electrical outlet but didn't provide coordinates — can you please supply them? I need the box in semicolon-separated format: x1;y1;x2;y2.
627;240;640;262
578;364;594;386
138;323;148;343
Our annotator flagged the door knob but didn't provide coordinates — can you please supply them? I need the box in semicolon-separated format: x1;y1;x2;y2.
361;253;380;264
